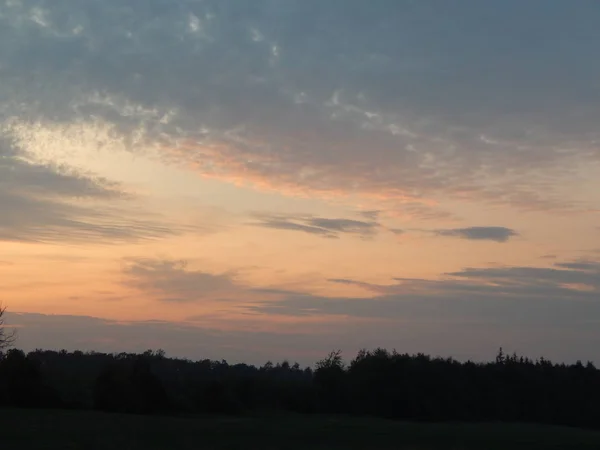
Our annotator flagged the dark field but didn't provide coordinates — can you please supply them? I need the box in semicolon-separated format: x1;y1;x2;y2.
2;409;600;450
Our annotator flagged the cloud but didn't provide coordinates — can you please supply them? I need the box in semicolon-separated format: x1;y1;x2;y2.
121;256;326;304
0;136;182;244
328;278;362;285
0;1;598;215
0;195;176;244
359;210;380;220
6;307;600;366
434;226;519;243
447;261;600;288
7;257;600;364
251;217;338;239
327;278;377;291
3;312;329;365
310;218;377;234
554;261;600;271
249;213;380;239
122;257;241;302
248;259;600;325
1;1;599;369
119;254;600;332
0;135;119;198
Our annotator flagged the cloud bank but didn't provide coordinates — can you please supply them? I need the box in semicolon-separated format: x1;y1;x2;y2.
249;260;600;327
1;0;599;215
120;255;600;331
8;255;600;365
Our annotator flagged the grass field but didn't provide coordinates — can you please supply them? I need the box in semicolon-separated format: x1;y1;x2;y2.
2;408;600;449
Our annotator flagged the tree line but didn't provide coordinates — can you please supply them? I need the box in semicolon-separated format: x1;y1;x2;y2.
1;346;600;429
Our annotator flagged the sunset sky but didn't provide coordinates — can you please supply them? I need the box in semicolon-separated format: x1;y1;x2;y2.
1;0;599;365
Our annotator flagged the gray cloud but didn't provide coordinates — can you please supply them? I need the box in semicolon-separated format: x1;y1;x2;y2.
122;257;240;302
434;226;518;243
252;218;338;239
0;136;119;198
249;213;380;239
119;251;600;331
328;278;361;285
359;210;380;220
6;308;600;366
120;253;600;331
248;259;600;326
554;261;600;271
9;252;600;365
0;190;178;244
0;136;180;243
3;312;325;365
447;261;600;288
0;1;598;214
327;278;376;290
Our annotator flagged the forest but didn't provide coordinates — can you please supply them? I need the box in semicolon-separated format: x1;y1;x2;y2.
1;345;599;430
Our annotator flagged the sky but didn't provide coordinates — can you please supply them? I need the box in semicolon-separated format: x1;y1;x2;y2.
1;0;599;365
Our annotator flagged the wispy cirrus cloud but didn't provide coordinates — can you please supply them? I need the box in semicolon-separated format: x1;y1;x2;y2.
249;212;381;239
0;136;181;244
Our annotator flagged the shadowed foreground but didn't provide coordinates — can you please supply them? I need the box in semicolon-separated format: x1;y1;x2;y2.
2;409;600;450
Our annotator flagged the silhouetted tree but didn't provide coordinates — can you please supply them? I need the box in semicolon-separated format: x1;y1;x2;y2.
93;354;169;414
314;350;347;413
2;345;600;430
131;356;170;413
0;349;59;407
94;360;132;412
0;304;15;350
